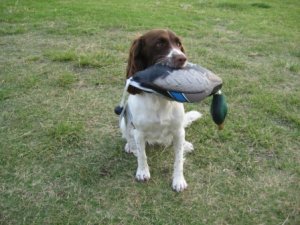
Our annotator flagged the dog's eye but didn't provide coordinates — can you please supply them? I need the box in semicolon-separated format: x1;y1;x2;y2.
156;42;163;48
156;42;165;48
156;39;167;48
176;41;182;47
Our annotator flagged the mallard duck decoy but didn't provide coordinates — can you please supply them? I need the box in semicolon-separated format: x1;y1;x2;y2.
115;62;228;129
128;62;223;103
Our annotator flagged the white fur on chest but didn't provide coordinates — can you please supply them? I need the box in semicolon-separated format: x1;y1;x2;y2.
127;93;185;145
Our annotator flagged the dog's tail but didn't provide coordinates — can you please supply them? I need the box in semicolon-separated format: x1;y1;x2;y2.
184;111;202;127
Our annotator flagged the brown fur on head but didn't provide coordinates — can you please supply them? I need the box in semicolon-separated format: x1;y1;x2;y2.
126;37;145;94
126;29;186;95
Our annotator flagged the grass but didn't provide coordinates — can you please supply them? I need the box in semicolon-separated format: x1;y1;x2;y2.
0;0;299;224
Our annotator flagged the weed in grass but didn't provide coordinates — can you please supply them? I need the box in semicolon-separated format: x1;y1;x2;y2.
48;121;84;148
288;63;300;73
55;72;77;88
290;50;300;58
251;3;271;9
78;51;118;68
0;89;11;101
45;50;117;68
21;74;39;89
25;55;41;62
45;50;77;62
217;2;247;10
0;23;26;35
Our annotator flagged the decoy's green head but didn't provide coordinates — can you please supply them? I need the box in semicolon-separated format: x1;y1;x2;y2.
210;92;228;130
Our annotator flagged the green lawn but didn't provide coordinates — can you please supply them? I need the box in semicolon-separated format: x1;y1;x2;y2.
1;0;299;224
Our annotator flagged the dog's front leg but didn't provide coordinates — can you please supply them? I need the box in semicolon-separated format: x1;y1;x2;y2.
133;130;150;181
172;128;187;192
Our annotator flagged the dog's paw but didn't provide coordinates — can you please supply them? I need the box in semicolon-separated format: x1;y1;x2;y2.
136;167;150;182
172;176;188;192
183;141;194;153
124;143;137;156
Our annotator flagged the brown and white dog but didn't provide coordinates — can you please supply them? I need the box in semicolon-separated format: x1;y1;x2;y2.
120;29;201;191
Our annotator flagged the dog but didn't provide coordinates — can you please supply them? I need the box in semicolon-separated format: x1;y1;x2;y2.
120;29;201;192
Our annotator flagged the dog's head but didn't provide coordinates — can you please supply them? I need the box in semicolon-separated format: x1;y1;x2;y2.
126;29;187;94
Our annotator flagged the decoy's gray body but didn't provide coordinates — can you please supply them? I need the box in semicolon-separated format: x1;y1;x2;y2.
129;62;223;103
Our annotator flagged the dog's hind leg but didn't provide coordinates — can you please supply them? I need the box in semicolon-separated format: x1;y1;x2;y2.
120;117;137;155
124;128;138;156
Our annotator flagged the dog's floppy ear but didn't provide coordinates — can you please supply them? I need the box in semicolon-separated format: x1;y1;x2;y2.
126;37;145;95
